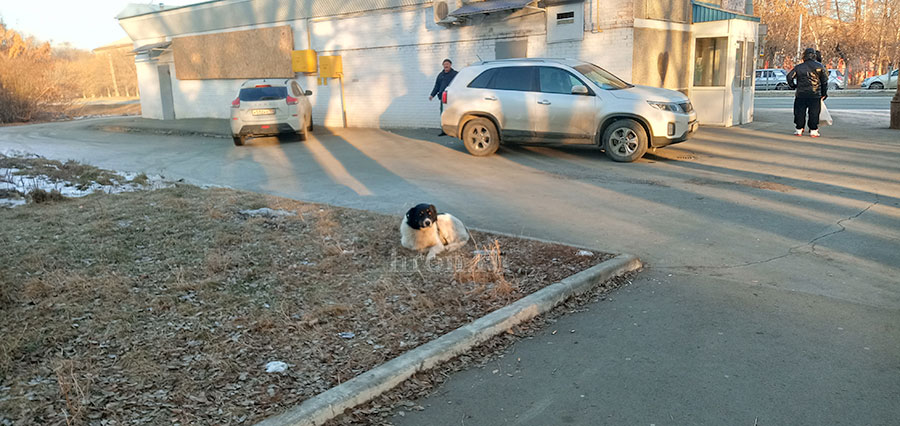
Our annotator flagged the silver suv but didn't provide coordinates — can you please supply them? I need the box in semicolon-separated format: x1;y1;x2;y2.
755;68;789;90
230;79;313;146
440;58;698;162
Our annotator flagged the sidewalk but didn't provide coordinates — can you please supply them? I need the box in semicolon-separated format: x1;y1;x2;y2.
88;111;900;146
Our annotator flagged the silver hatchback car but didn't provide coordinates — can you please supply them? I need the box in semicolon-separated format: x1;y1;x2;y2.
230;79;313;146
440;58;698;162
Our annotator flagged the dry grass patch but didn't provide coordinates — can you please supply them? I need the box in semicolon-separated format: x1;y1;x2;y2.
0;185;612;425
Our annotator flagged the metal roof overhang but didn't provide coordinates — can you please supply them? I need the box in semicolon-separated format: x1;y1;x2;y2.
450;0;537;18
131;41;172;54
692;1;760;23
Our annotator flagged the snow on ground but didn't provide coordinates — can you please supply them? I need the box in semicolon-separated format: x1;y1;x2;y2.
0;153;173;208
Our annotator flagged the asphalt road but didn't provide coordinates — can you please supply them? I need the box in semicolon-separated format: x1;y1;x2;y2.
1;104;898;425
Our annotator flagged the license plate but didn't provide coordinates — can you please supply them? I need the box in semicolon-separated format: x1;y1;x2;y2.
251;109;275;116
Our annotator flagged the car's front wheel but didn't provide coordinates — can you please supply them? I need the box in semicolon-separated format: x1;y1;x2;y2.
461;118;500;156
233;135;245;146
776;83;789;90
869;82;884;90
601;119;648;163
828;82;838;90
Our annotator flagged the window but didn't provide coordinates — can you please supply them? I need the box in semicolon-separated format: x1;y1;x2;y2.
538;67;587;94
290;82;302;97
572;63;629;90
468;69;497;88
556;11;575;25
755;71;762;78
239;86;287;101
488;67;536;92
694;37;727;87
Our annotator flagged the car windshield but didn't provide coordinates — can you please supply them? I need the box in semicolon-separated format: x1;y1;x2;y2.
239;86;287;101
572;63;630;90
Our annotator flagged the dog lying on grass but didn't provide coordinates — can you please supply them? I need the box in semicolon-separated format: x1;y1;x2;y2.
400;203;470;260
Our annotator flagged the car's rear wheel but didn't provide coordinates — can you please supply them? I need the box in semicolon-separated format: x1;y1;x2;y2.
233;135;245;146
870;82;884;90
602;119;648;163
776;82;789;90
828;82;838;90
461;118;500;156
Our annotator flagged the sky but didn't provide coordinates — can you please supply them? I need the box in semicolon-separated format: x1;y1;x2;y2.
0;1;195;50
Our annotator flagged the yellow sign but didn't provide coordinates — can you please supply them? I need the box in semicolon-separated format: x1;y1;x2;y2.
319;55;343;78
291;49;317;73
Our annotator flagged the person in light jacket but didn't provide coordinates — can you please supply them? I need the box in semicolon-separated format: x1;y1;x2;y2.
787;47;829;137
429;59;458;136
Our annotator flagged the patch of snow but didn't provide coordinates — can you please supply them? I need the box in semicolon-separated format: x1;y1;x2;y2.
0;154;173;208
240;208;297;218
0;149;39;159
338;332;356;339
265;361;288;373
0;198;26;208
576;250;594;257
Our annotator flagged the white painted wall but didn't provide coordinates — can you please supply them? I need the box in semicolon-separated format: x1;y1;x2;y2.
135;58;164;120
130;0;637;128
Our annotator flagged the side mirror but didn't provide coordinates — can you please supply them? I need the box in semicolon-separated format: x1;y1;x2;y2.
304;90;313;96
571;85;589;95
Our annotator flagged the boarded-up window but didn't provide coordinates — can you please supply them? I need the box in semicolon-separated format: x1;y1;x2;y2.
172;26;294;80
495;39;527;60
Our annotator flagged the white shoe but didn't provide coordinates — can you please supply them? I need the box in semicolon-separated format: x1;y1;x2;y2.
794;128;803;136
810;129;820;138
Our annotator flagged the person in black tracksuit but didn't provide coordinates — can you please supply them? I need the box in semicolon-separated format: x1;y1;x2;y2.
430;59;458;136
786;47;829;137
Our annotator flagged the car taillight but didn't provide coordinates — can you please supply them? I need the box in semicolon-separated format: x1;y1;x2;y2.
286;95;299;105
231;97;240;108
441;92;447;104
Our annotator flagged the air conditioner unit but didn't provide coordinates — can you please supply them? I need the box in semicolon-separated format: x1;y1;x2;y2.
433;0;463;25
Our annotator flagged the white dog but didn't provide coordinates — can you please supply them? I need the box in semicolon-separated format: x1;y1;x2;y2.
400;203;470;260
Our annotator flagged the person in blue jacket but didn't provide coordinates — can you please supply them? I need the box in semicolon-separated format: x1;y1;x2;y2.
429;59;458;136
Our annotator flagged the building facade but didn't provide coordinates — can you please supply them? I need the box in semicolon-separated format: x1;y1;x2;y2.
118;0;759;128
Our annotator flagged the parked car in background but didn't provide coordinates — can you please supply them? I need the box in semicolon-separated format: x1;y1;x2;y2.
827;69;846;90
230;79;313;146
861;69;898;90
754;68;789;90
440;58;697;162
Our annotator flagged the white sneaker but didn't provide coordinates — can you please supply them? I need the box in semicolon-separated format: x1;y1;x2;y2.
794;128;804;136
810;129;820;138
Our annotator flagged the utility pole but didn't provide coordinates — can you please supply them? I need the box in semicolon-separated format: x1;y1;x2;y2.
891;63;900;129
796;14;803;61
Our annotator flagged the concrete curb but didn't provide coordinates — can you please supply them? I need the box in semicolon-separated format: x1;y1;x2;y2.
255;253;642;426
754;90;894;98
89;124;230;139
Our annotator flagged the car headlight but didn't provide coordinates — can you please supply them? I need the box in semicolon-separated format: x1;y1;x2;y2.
647;101;681;112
